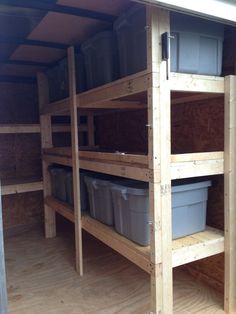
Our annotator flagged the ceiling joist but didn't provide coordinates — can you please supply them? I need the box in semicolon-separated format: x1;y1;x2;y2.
0;0;115;23
0;37;69;50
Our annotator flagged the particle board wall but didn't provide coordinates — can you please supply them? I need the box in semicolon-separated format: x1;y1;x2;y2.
0;82;44;234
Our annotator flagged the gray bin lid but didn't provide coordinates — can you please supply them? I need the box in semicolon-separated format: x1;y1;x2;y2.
172;180;211;193
111;180;148;196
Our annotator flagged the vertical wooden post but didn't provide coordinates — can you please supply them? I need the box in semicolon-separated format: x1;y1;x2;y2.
0;186;8;314
224;75;236;313
146;6;172;314
68;47;83;275
37;73;56;238
87;113;95;147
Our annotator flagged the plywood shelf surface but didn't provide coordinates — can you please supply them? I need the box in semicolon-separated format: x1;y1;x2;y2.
40;71;225;115
43;148;224;180
45;196;225;272
1;177;43;195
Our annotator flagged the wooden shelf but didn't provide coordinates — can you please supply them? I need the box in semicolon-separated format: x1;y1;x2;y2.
1;177;43;195
43;148;224;180
40;71;224;115
45;196;225;273
0;123;89;134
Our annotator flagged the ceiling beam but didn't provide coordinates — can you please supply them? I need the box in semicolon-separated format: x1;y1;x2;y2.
0;0;115;23
0;59;49;67
0;37;69;49
0;75;36;84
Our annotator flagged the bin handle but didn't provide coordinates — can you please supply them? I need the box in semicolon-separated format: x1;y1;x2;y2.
121;188;128;201
92;180;98;190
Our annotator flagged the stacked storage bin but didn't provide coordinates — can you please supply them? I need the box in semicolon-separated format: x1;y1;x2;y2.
47;53;86;102
114;4;224;77
83;172;211;246
81;31;119;89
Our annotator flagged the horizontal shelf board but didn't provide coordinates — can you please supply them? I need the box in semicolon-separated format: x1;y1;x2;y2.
41;72;225;115
45;196;74;223
1;177;43;195
172;226;224;267
0;124;88;134
45;196;225;272
43;148;224;179
170;72;225;93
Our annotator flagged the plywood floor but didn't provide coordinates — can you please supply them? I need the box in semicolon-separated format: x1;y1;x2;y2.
5;227;224;314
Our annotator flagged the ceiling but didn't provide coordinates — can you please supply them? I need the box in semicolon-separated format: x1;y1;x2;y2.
0;0;131;82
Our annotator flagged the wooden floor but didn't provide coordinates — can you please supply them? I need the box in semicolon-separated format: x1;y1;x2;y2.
5;227;224;314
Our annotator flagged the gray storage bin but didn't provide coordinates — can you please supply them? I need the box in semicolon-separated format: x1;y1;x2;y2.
111;181;149;246
111;180;211;246
172;180;211;238
65;170;89;211
170;13;224;75
114;4;224;77
48;167;67;202
84;175;114;225
114;4;146;77
47;53;86;102
81;31;119;89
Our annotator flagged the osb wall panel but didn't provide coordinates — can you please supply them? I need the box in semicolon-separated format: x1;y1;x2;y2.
2;191;43;230
95;110;147;153
0;82;43;231
0;82;39;124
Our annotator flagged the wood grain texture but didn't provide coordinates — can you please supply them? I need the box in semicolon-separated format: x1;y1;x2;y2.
5;228;224;314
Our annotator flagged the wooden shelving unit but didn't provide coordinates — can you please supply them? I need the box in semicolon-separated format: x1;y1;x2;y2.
37;6;236;314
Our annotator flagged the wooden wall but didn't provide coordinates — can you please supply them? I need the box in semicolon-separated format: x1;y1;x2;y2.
0;82;44;235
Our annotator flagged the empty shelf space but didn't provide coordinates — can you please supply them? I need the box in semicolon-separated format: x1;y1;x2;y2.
43;148;224;180
1;177;43;195
40;71;224;115
45;196;225;272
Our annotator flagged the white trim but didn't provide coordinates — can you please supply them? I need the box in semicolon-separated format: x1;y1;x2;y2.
135;0;236;24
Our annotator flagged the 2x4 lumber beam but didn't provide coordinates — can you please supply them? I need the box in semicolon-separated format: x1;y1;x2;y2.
37;72;56;239
1;180;43;195
224;75;236;313
147;7;173;314
0;0;115;23
170;72;225;93
68;46;83;275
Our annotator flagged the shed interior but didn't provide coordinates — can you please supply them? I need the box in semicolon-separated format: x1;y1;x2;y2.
0;0;236;313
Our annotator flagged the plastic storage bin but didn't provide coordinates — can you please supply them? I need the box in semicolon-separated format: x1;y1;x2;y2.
171;180;211;238
81;31;119;89
170;13;224;75
111;181;149;246
48;167;67;202
114;4;224;77
84;175;114;225
111;180;211;246
114;4;146;77
65;170;90;211
47;53;86;102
